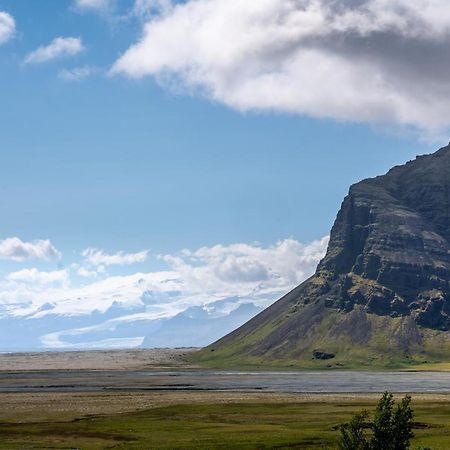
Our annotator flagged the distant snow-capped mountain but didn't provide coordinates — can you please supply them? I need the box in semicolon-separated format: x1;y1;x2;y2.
0;296;264;351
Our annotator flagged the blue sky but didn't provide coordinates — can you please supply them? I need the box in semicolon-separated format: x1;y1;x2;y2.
0;0;444;349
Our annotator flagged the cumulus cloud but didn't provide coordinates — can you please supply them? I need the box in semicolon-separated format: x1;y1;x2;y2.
0;11;15;45
163;237;329;293
82;248;149;266
0;237;61;262
25;37;84;64
0;237;328;318
112;0;450;134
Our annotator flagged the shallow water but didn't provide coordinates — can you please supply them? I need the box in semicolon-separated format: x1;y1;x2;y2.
1;370;450;393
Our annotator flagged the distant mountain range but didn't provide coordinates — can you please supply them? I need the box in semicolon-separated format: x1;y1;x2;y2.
143;302;262;348
194;144;450;369
0;297;263;351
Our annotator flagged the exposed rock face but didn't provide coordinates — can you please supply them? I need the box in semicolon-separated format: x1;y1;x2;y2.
313;351;335;360
319;144;450;328
193;145;450;368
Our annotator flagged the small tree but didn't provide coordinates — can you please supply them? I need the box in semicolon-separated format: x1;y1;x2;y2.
371;392;395;449
337;392;416;450
338;410;370;450
391;395;414;450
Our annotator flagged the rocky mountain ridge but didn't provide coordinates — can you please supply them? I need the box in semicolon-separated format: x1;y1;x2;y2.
318;144;450;327
194;144;450;369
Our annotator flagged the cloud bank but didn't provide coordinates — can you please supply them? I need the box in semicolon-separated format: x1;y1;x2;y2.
0;11;14;45
113;0;450;133
0;237;328;349
0;237;328;318
25;37;84;64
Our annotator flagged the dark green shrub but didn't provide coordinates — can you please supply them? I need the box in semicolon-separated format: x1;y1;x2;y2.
337;392;417;450
338;410;370;450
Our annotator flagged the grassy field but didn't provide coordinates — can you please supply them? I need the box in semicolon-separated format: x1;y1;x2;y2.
1;395;450;449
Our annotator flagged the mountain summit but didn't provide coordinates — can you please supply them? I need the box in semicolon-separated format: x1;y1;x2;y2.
194;145;450;369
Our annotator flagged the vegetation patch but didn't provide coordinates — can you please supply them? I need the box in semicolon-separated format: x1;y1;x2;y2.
0;396;449;448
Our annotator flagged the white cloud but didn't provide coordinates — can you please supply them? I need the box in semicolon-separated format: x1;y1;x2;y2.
77;266;98;278
58;66;95;81
0;237;61;262
0;237;328;318
0;11;15;45
25;37;84;64
132;0;172;18
163;237;329;293
12;270;177;316
112;0;450;134
82;248;149;266
73;0;113;11
6;268;68;286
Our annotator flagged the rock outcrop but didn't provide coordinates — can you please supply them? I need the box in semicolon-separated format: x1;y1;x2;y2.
193;144;450;369
317;143;450;327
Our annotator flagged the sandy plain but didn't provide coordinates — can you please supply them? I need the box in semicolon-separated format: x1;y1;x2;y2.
0;348;199;371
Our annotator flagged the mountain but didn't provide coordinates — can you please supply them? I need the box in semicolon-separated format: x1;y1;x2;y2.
193;144;450;369
142;301;262;348
0;296;263;352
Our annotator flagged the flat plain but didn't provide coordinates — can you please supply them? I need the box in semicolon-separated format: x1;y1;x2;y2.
1;349;450;449
1;391;450;449
0;348;199;371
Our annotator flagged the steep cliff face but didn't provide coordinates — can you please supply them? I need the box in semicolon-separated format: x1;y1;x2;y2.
193;145;450;369
319;145;450;327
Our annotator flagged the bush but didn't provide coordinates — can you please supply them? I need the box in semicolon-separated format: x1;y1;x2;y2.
338;410;370;450
337;392;418;450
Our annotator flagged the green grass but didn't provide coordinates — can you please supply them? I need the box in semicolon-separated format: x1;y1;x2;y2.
191;306;450;371
191;273;450;372
1;399;450;449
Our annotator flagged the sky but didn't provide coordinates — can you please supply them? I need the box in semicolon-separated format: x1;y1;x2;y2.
0;0;444;349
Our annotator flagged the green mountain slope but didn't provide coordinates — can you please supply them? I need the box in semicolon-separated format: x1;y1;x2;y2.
193;145;450;369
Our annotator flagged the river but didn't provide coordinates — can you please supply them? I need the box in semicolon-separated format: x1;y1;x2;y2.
1;370;450;393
